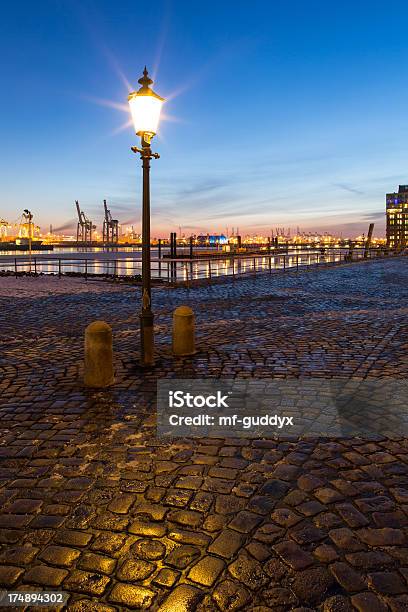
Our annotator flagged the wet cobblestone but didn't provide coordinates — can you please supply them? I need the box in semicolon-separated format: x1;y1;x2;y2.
0;258;408;610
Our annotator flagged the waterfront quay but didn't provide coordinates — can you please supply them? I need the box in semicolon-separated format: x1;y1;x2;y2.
0;246;389;283
0;257;407;610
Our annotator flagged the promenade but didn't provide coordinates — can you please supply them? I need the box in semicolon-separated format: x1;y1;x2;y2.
0;257;407;611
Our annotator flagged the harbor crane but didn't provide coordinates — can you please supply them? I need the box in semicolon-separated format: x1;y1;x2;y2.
102;200;119;244
75;200;95;244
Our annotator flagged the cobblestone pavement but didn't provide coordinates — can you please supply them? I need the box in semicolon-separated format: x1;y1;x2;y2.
0;257;407;611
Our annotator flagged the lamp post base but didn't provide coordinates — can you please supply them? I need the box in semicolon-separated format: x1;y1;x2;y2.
140;311;155;367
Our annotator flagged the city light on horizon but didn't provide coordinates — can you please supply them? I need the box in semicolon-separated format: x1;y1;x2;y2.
2;1;408;237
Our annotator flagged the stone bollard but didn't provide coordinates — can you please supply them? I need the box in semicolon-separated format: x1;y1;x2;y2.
172;306;195;356
84;321;114;387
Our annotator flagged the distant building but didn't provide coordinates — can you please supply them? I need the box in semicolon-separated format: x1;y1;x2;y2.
386;185;408;248
196;234;227;245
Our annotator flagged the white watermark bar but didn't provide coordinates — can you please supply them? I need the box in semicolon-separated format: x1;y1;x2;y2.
157;378;408;438
0;591;68;607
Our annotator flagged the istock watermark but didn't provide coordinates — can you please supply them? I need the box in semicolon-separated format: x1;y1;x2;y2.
157;378;408;438
169;390;230;408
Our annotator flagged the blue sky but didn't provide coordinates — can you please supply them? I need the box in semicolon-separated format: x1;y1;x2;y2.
2;0;408;237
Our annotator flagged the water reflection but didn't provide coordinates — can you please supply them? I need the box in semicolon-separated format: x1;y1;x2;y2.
0;248;356;281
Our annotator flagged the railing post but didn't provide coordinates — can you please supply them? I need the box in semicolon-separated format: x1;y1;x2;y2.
15;258;17;278
232;257;235;280
208;260;212;281
269;255;272;274
253;257;256;274
58;259;61;278
85;259;88;280
34;257;37;275
296;253;299;271
283;256;286;272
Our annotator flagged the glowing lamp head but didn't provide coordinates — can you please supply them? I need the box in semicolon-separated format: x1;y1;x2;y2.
128;67;164;140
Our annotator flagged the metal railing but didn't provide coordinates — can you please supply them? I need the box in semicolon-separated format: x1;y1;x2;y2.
0;248;401;285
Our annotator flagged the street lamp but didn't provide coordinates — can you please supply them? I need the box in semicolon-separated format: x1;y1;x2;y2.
23;209;33;273
128;67;164;366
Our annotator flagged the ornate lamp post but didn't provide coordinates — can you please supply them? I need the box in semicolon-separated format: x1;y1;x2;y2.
128;67;164;366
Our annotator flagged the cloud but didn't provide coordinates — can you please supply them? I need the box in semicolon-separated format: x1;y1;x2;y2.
362;211;385;221
333;182;365;195
53;219;77;232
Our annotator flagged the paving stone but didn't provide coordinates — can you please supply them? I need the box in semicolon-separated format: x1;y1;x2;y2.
228;510;262;533
0;514;33;528
213;580;250;612
274;540;314;570
271;507;302;527
314;488;344;504
168;528;211;547
131;538;166;560
30;514;66;528
175;475;203;489
163;488;192;507
203;513;228;532
204;477;235;494
228;554;269;590
107;493;135;514
68;601;116;612
253;523;283;544
262;586;298;607
245;541;272;562
357;528;405;546
260;479;290;498
355;496;395;513
367;571;407;594
297;474;325;491
152;567;180;588
24;565;68;586
385;594;408;611
5;498;43;513
166;545;200;569
117;558;156;581
351;591;388;611
77;553;116;575
188;555;225;586
157;584;203;611
372;511;407;528
208;529;244;558
290;523;327;544
54;530;93;547
335;503;370;527
63;570;110;596
322;595;354;611
291;567;335;605
330;561;366;592
345;551;394;569
0;545;39;565
329;528;364;551
190;491;214;512
391;487;408;504
167;509;203;528
264;558;290;581
109;583;156;609
0;565;24;586
90;533;127;555
296;500;327;516
39;545;81;567
128;517;167;537
215;494;246;515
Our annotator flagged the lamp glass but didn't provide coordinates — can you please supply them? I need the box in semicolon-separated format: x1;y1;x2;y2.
128;94;163;137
